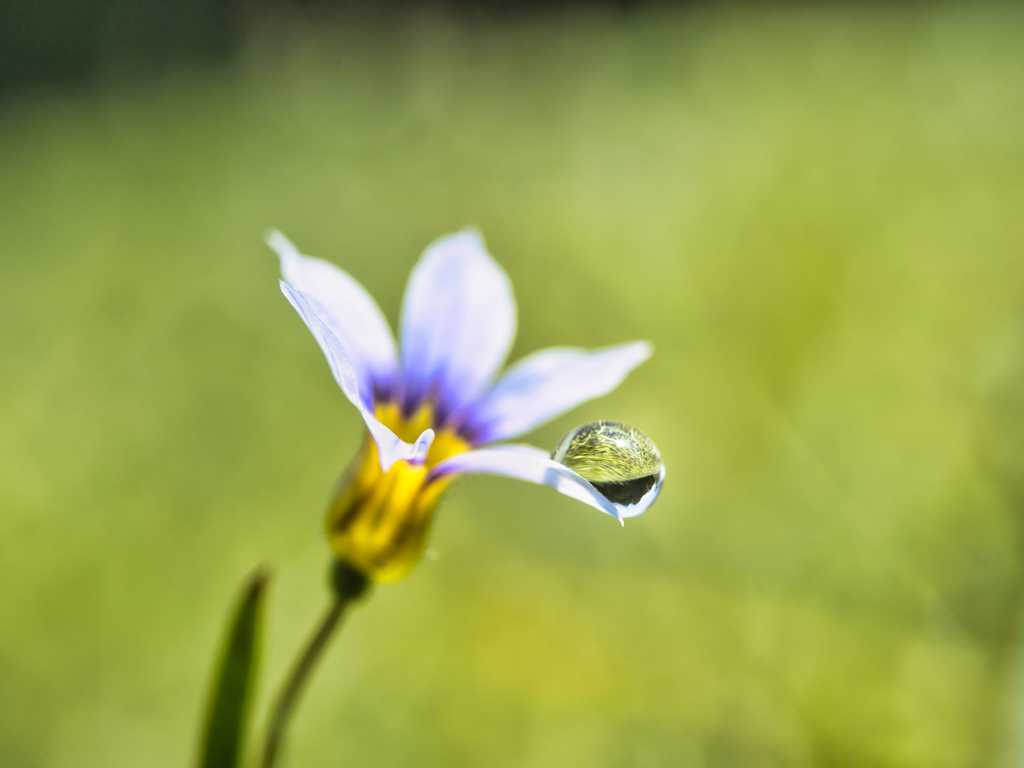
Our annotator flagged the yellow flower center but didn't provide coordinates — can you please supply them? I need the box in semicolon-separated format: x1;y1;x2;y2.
324;403;471;582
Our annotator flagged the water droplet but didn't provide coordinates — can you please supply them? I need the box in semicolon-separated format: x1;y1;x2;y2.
552;421;664;507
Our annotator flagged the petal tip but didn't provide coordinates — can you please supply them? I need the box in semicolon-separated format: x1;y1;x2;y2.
457;226;485;245
265;228;292;253
630;340;654;362
425;228;494;266
267;231;301;275
615;467;664;519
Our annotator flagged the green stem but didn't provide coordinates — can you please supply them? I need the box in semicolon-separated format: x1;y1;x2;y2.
260;561;368;768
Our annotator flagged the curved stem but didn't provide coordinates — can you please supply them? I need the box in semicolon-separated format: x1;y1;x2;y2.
260;562;368;768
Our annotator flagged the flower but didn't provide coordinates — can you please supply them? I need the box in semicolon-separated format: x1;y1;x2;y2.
271;229;662;582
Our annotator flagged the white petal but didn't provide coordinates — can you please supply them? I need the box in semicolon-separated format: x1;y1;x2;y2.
269;230;398;406
400;230;516;422
464;342;653;443
428;445;626;523
280;282;433;472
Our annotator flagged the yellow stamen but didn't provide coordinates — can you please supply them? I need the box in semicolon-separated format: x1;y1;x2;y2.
325;403;470;582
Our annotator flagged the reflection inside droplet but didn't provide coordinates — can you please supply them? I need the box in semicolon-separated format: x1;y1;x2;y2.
552;421;664;508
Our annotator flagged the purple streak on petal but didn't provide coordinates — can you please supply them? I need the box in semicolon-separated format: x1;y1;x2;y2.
269;230;398;409
464;341;653;444
399;230;516;422
280;281;433;471
428;445;625;523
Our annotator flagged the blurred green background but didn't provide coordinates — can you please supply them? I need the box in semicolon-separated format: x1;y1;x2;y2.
3;2;1024;766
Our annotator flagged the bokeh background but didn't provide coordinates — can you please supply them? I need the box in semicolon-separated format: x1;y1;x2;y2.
4;1;1024;766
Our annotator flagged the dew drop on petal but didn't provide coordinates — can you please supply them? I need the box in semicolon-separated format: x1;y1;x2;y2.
551;421;664;507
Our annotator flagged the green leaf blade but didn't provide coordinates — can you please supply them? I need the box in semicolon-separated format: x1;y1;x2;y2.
198;568;269;768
